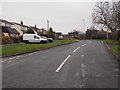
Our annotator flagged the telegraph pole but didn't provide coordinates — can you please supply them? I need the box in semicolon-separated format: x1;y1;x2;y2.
83;19;85;33
47;20;49;31
82;19;85;39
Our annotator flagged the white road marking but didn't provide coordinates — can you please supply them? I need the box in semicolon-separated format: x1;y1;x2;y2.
81;64;86;77
112;75;119;77
106;45;110;49
78;84;85;88
56;55;71;73
28;53;34;56
81;55;85;57
101;41;103;43
76;72;79;76
73;47;80;53
82;44;87;47
113;68;118;72
9;57;15;59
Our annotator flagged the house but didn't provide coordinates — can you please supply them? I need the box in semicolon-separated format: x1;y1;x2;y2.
96;29;107;39
62;34;70;40
29;26;39;34
37;28;48;36
12;22;29;35
55;32;62;39
0;19;19;38
2;26;19;39
85;29;99;39
68;30;81;39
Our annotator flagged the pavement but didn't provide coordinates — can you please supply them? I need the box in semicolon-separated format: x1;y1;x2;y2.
2;40;119;88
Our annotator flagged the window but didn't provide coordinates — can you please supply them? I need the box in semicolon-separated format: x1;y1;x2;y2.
6;23;11;27
34;35;39;39
22;27;27;31
11;25;14;28
0;22;5;26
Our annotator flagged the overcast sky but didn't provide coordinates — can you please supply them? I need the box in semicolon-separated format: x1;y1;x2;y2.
1;2;96;34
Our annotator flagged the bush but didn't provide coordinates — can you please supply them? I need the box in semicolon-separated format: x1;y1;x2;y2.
2;36;9;41
26;28;35;34
2;36;13;44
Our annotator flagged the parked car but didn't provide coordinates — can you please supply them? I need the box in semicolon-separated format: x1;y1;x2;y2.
58;35;63;40
23;34;48;44
41;36;53;43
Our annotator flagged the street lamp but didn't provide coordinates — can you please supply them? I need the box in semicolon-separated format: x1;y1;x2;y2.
83;19;85;33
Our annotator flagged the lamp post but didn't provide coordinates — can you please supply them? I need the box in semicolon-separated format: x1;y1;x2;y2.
83;19;85;33
47;20;49;31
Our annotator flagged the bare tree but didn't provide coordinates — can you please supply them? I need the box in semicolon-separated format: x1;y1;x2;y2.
92;1;119;32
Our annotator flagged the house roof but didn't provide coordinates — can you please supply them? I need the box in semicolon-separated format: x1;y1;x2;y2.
0;19;14;25
2;26;19;34
12;22;29;28
30;26;40;30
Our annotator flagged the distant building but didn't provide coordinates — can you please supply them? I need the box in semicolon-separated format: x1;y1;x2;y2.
55;32;62;39
68;30;81;39
85;29;99;39
62;34;70;40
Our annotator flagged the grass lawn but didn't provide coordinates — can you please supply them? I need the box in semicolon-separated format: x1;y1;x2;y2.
1;40;76;56
102;40;118;44
110;46;120;57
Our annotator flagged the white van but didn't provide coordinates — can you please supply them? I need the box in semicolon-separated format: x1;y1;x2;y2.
23;34;48;44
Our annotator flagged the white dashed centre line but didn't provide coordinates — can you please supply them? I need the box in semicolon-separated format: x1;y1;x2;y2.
82;44;87;47
9;57;15;60
73;47;80;53
56;55;71;73
81;63;86;77
81;55;85;57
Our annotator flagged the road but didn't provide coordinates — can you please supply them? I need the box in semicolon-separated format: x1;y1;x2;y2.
2;40;119;88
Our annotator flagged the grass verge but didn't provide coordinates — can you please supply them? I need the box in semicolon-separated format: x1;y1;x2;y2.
102;39;119;58
102;40;118;44
110;46;120;57
0;40;76;57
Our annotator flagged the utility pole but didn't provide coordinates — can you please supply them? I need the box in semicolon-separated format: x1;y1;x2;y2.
82;19;86;39
47;20;49;31
83;19;85;33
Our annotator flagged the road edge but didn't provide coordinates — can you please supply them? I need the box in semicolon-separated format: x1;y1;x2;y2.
103;42;120;61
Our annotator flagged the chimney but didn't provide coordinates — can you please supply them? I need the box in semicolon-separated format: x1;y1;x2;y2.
21;20;23;25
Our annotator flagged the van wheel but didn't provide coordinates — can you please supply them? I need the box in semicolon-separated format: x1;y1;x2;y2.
40;41;43;44
25;41;29;44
